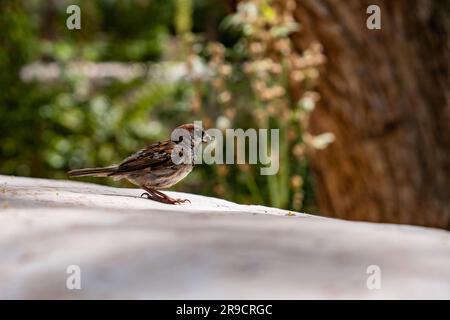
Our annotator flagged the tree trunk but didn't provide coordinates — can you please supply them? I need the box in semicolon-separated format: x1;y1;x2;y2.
293;0;450;229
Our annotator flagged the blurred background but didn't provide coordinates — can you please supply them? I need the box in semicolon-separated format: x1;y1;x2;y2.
1;0;449;229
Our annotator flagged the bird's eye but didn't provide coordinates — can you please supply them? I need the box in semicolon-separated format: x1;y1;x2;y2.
178;136;183;142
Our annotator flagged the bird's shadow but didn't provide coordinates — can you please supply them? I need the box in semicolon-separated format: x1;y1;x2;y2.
100;192;145;199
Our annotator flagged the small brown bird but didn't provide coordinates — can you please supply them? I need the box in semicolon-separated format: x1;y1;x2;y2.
68;123;211;204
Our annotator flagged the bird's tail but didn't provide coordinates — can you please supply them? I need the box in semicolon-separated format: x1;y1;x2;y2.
68;165;118;177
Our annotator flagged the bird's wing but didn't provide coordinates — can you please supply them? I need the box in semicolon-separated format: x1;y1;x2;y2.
113;141;174;174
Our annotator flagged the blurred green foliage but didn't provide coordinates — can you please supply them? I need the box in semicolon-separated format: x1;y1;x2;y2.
0;0;184;183
0;0;322;212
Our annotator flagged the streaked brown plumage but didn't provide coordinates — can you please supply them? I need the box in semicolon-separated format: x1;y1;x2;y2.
68;123;211;204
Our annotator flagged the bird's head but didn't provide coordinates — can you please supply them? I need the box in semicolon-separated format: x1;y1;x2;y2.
171;123;212;145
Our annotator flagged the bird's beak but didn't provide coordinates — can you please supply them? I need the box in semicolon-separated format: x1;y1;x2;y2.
202;133;213;143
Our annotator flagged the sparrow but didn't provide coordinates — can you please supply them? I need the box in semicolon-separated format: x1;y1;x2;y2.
68;123;212;204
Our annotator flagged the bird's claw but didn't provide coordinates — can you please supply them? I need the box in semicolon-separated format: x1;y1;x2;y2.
173;198;191;204
140;191;190;205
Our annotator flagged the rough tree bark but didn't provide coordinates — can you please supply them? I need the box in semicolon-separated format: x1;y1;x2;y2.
293;0;450;229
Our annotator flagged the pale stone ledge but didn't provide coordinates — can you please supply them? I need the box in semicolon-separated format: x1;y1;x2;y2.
0;174;448;299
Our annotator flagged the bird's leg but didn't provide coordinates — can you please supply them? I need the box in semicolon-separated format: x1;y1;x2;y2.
140;189;165;202
140;189;171;203
152;189;190;204
141;189;172;204
141;187;190;205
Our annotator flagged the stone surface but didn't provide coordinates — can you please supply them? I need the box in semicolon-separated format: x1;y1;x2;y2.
0;174;449;299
